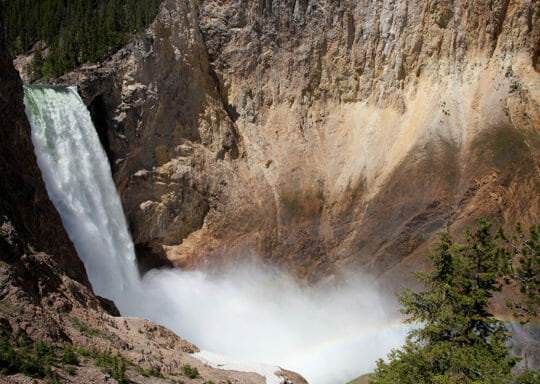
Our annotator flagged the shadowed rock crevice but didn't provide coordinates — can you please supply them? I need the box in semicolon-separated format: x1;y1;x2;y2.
136;242;174;275
88;94;114;167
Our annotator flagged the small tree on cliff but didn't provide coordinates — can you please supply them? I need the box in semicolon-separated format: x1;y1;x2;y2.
370;219;539;384
30;42;43;80
503;223;539;322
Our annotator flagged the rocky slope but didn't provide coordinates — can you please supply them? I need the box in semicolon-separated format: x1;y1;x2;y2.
1;8;305;384
50;0;540;287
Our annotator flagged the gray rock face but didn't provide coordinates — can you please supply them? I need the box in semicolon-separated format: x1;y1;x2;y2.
54;0;539;285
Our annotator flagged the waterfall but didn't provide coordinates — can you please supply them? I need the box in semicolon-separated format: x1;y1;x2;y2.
24;85;140;303
23;85;410;384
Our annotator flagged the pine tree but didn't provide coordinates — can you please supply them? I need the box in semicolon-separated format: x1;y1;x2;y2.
30;42;43;80
504;224;540;321
370;220;539;384
3;0;163;77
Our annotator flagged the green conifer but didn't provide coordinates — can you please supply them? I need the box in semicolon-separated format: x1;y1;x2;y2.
371;220;539;384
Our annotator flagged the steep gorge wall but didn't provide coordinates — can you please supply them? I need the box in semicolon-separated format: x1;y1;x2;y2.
196;0;540;283
2;10;306;382
60;0;539;284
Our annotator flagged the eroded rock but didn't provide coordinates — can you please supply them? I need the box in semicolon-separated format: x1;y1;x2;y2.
27;0;540;287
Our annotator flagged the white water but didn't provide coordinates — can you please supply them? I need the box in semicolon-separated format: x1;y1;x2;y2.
24;85;139;301
24;85;409;384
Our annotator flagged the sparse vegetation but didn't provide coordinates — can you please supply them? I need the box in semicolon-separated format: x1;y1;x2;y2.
65;365;76;375
91;348;129;384
181;363;200;379
0;339;141;384
0;334;78;383
0;335;54;378
75;347;165;383
135;364;163;378
75;347;91;357
70;316;101;337
61;344;78;365
44;366;60;384
0;337;135;382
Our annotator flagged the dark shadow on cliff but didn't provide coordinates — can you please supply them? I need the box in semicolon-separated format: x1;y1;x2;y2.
88;94;114;167
136;243;173;276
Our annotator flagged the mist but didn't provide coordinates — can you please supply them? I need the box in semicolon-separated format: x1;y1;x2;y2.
119;265;410;384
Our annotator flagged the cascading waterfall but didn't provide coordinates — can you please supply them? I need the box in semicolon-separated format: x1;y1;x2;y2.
24;85;410;384
24;85;139;302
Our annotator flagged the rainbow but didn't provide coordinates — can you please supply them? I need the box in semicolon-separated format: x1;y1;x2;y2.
282;319;414;367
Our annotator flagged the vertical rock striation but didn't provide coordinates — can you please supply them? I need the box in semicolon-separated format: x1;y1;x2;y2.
54;0;539;285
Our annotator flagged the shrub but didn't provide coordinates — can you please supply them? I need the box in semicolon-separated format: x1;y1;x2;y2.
181;364;199;379
135;364;163;378
93;350;129;384
61;345;78;365
0;336;55;378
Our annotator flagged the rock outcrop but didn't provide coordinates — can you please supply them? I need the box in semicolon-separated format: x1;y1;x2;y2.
51;0;539;287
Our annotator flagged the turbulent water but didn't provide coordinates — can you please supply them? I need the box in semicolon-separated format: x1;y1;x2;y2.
24;85;409;384
24;85;139;301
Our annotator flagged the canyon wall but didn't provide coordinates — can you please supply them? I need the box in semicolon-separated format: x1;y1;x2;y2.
59;0;539;285
2;8;305;382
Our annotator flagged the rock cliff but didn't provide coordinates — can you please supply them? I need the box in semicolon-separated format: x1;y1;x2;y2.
55;0;539;286
1;7;305;383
